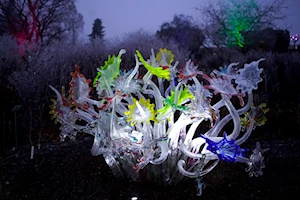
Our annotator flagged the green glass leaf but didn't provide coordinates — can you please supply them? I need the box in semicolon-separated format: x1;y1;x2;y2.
136;50;170;80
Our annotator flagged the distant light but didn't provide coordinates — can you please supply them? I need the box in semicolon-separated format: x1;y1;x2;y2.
131;197;138;200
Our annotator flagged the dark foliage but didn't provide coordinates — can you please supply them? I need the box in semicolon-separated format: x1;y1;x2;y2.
244;28;290;53
156;14;205;57
89;18;105;41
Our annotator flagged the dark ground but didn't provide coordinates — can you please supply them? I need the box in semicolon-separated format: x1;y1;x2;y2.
1;128;300;200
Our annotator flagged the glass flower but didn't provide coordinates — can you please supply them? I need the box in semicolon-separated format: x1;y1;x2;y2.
93;49;126;95
69;65;92;109
240;103;269;130
187;89;214;122
136;50;170;80
188;84;212;99
201;132;247;162
49;85;73;123
155;48;174;66
235;58;264;94
213;62;239;80
178;60;201;84
245;142;269;177
157;85;193;120
114;69;141;95
124;97;157;126
201;72;245;105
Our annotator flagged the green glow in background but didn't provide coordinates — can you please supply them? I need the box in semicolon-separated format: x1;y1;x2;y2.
224;0;261;47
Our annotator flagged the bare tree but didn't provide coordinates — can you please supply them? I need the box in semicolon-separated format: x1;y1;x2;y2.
156;14;205;56
198;0;287;48
0;0;83;48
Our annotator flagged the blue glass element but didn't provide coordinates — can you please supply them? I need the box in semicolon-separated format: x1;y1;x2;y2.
173;78;178;86
196;176;206;196
220;66;228;74
201;132;247;162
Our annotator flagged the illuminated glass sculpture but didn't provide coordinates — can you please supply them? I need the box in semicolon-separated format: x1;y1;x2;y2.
50;48;269;195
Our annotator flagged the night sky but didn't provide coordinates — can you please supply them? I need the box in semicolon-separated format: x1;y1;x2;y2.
75;0;300;41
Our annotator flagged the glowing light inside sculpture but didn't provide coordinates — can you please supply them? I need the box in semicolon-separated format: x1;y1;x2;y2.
124;97;157;126
50;48;269;196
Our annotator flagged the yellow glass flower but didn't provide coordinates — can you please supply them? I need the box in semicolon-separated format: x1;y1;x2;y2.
124;97;157;126
155;48;174;65
240;103;269;129
254;103;269;126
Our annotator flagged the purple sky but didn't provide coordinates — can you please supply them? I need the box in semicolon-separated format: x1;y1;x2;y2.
76;0;300;40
